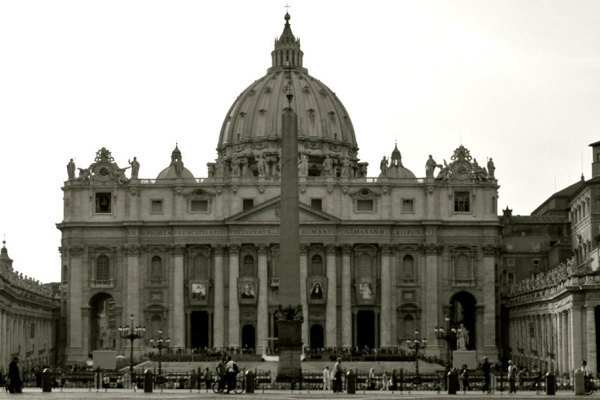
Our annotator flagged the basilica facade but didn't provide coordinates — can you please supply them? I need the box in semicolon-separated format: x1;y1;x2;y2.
58;13;501;364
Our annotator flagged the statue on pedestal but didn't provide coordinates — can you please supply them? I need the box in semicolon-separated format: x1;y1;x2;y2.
128;157;140;179
67;159;76;180
456;324;469;350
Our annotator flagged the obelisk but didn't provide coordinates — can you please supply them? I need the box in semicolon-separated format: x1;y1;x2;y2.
275;88;303;383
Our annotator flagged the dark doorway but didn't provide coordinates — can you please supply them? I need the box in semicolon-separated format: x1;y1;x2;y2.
357;310;375;349
242;324;256;351
310;324;324;349
190;311;209;349
449;291;477;350
89;293;116;351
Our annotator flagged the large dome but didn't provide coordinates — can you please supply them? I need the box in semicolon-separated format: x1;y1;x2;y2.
212;13;362;179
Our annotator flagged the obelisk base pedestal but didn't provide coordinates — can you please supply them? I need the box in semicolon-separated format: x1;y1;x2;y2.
275;320;303;383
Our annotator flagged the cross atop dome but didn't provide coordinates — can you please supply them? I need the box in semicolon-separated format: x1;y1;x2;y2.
271;12;304;70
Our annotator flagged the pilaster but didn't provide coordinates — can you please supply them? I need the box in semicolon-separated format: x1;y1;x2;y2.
325;244;337;347
228;244;240;348
341;245;352;348
299;244;309;348
256;244;269;354
171;245;185;349
379;244;391;347
213;245;225;349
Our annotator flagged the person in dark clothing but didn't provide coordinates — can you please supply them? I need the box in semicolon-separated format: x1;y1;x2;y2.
8;357;22;393
216;357;227;392
459;364;471;393
204;367;212;392
481;356;491;393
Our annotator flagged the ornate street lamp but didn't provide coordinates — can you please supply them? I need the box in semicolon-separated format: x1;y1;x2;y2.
118;314;146;386
406;329;427;380
149;329;170;377
434;315;457;368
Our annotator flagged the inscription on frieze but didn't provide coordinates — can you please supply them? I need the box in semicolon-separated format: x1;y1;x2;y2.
338;227;389;236
174;228;228;237
392;228;424;237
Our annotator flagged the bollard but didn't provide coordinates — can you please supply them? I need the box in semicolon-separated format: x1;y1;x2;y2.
245;370;255;394
545;372;555;396
346;370;356;394
447;369;458;395
41;368;52;393
144;369;153;393
574;370;585;395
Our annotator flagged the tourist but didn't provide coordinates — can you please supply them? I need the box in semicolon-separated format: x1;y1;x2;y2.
532;365;542;394
203;367;212;392
322;366;330;390
216;357;227;392
368;368;376;390
380;371;389;390
459;364;471;393
333;358;343;393
225;356;239;393
481;356;491;393
7;357;22;393
507;360;517;394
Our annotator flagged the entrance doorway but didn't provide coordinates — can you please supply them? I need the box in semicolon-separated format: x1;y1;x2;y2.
310;324;324;349
242;324;256;351
449;291;477;350
190;311;209;349
357;310;375;349
89;293;116;351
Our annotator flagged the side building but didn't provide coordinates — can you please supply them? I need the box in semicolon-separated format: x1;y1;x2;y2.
507;141;600;376
0;241;59;372
58;13;501;364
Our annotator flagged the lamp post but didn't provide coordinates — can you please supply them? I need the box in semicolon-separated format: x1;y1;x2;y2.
118;314;146;387
150;329;170;377
434;315;456;369
406;329;427;380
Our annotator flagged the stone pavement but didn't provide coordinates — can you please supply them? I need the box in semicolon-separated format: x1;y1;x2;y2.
2;388;584;400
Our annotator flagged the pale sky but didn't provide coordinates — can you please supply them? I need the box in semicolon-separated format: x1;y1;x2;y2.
1;0;599;283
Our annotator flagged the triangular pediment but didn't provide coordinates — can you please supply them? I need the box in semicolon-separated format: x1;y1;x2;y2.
225;196;339;224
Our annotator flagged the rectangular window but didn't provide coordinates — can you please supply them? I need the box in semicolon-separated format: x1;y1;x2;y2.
242;199;254;211
454;192;470;212
310;198;322;211
151;200;163;213
506;258;515;267
402;199;414;213
95;193;111;213
191;199;209;212
356;199;374;212
532;258;540;271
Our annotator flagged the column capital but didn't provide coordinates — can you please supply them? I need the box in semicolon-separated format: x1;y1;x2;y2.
422;243;442;255
212;244;225;255
482;244;500;256
170;244;185;255
325;243;338;253
122;244;141;256
68;245;85;256
341;244;353;255
379;244;392;254
228;243;241;254
257;244;269;254
299;244;309;254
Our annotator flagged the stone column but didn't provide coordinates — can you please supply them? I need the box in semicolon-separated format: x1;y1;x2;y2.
482;246;497;357
212;245;225;349
228;244;240;348
555;313;562;374
380;244;392;347
299;245;309;347
341;245;352;348
125;245;140;325
67;246;84;361
172;245;185;349
569;307;583;375
586;306;597;374
423;244;440;354
256;245;269;355
325;244;337;348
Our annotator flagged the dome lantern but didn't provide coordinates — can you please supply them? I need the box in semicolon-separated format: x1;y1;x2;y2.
270;12;305;72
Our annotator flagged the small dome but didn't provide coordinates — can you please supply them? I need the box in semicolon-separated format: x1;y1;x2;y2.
156;145;195;181
387;165;416;179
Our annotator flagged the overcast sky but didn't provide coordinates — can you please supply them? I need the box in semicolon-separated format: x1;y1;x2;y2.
1;0;599;283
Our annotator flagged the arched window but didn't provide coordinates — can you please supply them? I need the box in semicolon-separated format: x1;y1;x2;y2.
401;255;416;283
358;254;372;277
150;256;163;281
96;255;110;281
454;254;470;284
310;255;323;276
242;255;255;277
192;254;209;280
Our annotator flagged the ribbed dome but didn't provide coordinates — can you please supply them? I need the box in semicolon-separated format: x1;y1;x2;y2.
157;145;195;181
213;13;360;179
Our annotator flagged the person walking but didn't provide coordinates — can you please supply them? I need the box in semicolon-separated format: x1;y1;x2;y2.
333;358;343;393
7;357;22;393
203;367;212;392
322;366;331;390
507;360;517;394
225;356;239;393
481;356;491;393
368;368;376;390
216;357;227;392
459;364;471;393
